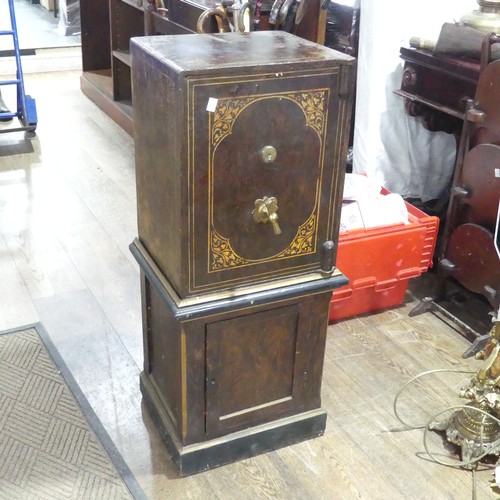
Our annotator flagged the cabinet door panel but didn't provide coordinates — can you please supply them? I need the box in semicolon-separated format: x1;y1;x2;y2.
206;304;310;437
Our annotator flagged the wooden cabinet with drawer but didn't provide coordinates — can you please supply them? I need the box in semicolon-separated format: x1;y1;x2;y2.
130;31;354;475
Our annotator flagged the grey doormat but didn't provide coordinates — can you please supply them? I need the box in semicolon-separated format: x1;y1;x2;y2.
0;323;145;500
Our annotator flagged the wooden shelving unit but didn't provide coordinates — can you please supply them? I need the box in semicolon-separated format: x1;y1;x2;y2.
79;0;327;136
80;0;143;135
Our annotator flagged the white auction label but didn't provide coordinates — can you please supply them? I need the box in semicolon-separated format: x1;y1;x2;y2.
495;199;500;259
206;98;218;113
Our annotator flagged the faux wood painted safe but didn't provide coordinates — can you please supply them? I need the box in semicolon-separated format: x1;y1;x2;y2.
130;31;355;475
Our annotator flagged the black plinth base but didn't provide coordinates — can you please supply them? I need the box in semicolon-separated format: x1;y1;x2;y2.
140;372;327;476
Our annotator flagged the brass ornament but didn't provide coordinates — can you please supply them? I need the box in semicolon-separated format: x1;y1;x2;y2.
431;314;500;463
461;0;500;33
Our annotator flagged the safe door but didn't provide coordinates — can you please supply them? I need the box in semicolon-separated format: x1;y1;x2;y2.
186;68;349;295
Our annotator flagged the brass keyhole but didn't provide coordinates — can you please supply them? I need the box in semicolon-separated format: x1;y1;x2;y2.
260;145;277;164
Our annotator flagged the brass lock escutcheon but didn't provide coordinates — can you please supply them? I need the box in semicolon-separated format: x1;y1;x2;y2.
252;196;282;235
260;145;277;164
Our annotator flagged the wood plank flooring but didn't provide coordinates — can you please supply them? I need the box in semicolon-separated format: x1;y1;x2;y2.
0;71;497;499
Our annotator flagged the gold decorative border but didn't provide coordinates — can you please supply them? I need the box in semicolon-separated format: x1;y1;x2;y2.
208;90;328;272
211;212;317;271
210;230;248;270
211;90;327;148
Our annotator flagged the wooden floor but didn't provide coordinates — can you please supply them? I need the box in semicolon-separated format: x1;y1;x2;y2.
0;71;497;499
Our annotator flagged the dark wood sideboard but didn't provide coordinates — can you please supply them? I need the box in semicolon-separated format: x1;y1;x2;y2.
395;46;480;135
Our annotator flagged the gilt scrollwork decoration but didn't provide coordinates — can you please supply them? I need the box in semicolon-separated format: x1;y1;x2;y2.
211;89;328;147
210;211;317;271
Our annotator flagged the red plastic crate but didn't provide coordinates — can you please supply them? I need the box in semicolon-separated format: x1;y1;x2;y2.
329;193;439;322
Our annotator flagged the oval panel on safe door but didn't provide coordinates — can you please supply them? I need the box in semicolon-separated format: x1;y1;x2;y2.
211;95;321;263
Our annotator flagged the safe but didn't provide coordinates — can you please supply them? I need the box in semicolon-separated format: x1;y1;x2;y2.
131;31;354;301
130;31;355;475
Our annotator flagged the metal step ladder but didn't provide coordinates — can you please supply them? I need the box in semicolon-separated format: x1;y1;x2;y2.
0;0;37;133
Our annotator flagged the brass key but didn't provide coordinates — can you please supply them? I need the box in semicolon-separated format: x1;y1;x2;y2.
252;196;282;235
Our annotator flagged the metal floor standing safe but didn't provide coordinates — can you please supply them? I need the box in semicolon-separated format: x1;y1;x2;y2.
129;31;355;475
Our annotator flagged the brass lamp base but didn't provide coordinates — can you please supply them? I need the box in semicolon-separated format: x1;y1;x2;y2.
428;312;500;467
461;0;500;33
431;404;500;465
